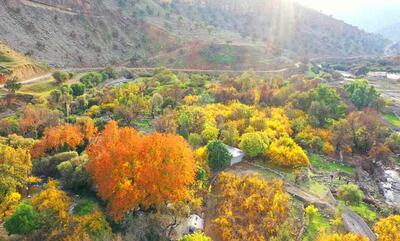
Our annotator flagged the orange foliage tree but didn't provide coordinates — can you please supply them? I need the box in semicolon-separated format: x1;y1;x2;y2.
76;117;97;140
87;121;196;221
19;104;62;138
31;124;84;158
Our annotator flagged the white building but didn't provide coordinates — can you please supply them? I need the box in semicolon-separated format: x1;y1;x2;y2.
187;214;204;233
226;145;245;166
173;214;205;240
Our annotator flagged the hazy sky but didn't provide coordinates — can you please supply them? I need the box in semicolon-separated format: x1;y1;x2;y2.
294;0;400;31
295;0;400;15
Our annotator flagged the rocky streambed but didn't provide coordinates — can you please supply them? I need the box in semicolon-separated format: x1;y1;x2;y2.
379;169;400;208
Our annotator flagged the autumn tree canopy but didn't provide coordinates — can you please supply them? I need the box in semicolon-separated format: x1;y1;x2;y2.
213;172;290;241
87;121;196;221
373;215;400;241
0;144;32;203
317;233;369;241
266;136;309;168
31;124;84;158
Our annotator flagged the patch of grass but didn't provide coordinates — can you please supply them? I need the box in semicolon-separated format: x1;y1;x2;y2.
302;213;331;241
302;180;329;197
202;45;239;65
383;112;400;127
0;53;13;63
309;154;355;175
133;118;151;127
73;200;97;216
348;202;378;223
253;160;299;183
395;156;400;165
19;80;57;96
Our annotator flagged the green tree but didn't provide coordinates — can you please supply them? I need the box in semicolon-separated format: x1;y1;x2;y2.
71;83;86;97
4;77;21;94
239;132;268;158
207;140;231;171
101;66;117;80
80;72;104;88
344;79;379;110
337;184;364;205
188;133;203;147
4;203;41;235
150;93;163;118
308;84;346;127
201;125;219;142
178;108;205;138
52;71;70;84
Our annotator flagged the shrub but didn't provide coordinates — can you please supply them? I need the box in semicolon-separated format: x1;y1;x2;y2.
189;133;203;147
80;72;104;88
57;155;90;190
239;132;268;158
52;71;70;84
179;232;211;241
201;125;219;142
337;184;364;205
4;203;41;235
305;205;319;222
374;215;400;241
33;151;79;176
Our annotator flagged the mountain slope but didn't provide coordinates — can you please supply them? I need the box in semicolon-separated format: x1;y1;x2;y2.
0;0;392;69
0;41;49;82
165;0;389;57
0;0;178;68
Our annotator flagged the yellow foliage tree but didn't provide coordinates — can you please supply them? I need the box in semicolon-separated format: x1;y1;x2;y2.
266;136;309;168
317;233;369;241
295;125;334;155
0;144;32;202
264;108;293;139
31;180;71;221
64;211;112;241
213;172;290;241
0;192;21;219
373;215;400;241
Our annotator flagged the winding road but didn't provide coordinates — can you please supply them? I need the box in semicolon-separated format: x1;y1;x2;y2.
1;62;302;89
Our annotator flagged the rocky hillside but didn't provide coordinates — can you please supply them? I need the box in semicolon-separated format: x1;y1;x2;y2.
0;0;178;68
168;0;390;56
0;41;49;82
0;0;393;69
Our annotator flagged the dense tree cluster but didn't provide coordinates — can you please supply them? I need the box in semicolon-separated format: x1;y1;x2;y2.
0;67;397;241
